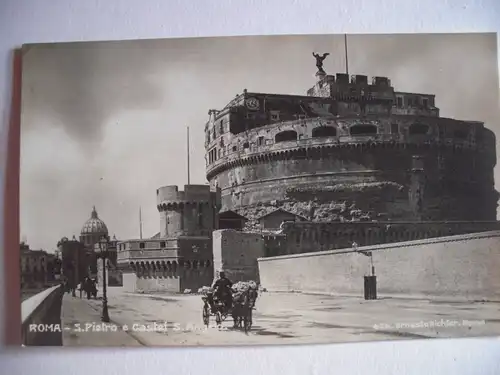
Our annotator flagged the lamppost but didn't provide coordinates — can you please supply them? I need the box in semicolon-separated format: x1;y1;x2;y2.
71;260;76;297
95;236;110;323
354;242;377;300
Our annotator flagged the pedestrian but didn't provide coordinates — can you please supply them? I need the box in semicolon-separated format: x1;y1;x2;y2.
79;279;83;299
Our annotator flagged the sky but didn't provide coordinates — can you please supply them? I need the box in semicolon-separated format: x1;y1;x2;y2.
20;33;499;252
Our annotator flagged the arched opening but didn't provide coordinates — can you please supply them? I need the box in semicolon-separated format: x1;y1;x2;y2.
275;130;298;143
409;123;429;135
312;126;337;138
350;124;377;136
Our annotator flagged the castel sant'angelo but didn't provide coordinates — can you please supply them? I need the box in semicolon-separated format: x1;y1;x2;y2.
205;52;499;257
108;50;499;294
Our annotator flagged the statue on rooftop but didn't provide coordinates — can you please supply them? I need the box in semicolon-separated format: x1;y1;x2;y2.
312;52;330;73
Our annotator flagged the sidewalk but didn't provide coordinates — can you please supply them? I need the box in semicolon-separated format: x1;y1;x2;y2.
61;293;143;347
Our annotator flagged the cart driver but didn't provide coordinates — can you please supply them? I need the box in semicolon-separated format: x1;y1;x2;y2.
212;271;233;309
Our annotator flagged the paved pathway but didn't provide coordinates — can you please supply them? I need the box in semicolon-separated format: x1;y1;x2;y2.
61;293;143;347
61;287;500;346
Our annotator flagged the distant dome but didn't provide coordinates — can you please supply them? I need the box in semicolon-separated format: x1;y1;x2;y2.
81;206;108;236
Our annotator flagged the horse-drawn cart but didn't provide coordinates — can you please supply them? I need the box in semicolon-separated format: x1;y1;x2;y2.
201;282;258;333
202;291;228;326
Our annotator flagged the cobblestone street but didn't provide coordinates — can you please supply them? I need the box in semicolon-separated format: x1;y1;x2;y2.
61;288;500;347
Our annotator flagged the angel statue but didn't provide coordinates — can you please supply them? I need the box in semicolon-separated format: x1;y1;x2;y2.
312;52;330;72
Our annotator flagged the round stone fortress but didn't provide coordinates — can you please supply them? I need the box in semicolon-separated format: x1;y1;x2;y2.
204;70;498;224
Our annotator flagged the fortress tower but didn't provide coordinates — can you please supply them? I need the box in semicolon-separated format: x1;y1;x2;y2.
117;184;221;293
157;185;220;237
204;68;498;226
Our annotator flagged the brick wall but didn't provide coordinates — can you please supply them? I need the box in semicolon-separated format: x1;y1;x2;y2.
258;231;500;301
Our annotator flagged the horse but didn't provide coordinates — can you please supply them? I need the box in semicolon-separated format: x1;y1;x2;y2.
231;288;257;333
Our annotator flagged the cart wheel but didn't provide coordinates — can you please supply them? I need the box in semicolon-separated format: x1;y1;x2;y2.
215;311;222;326
203;304;210;326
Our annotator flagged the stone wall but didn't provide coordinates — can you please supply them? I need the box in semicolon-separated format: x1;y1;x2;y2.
217;220;498;263
21;285;64;346
122;272;140;292
258;231;500;301
258;210;305;229
120;267;212;293
213;229;265;282
97;260;123;287
262;233;287;257
107;269;123;287
276;220;500;255
212;141;496;222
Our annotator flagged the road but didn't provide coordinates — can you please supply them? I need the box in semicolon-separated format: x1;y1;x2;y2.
61;287;500;347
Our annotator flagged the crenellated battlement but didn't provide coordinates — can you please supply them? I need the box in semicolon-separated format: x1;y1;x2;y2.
155;185;221;238
307;73;394;98
156;185;214;205
270;220;500;256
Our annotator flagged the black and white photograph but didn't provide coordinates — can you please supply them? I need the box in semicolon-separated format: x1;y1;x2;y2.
19;33;500;347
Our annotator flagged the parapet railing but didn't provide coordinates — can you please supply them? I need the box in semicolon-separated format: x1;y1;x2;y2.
258;229;500;261
21;284;64;346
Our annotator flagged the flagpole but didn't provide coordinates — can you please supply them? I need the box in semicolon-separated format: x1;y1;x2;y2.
187;126;191;185
139;207;143;240
344;34;349;76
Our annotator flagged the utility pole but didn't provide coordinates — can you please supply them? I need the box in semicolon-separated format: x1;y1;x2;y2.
187;126;191;185
344;34;349;76
139;207;143;240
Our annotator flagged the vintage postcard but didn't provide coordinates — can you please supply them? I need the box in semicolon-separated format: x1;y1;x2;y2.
19;33;500;347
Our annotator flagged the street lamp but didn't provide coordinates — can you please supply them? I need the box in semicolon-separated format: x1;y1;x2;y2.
71;260;76;297
95;235;110;323
354;242;377;300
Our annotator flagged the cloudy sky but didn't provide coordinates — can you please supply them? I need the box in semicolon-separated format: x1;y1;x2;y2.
20;33;499;252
